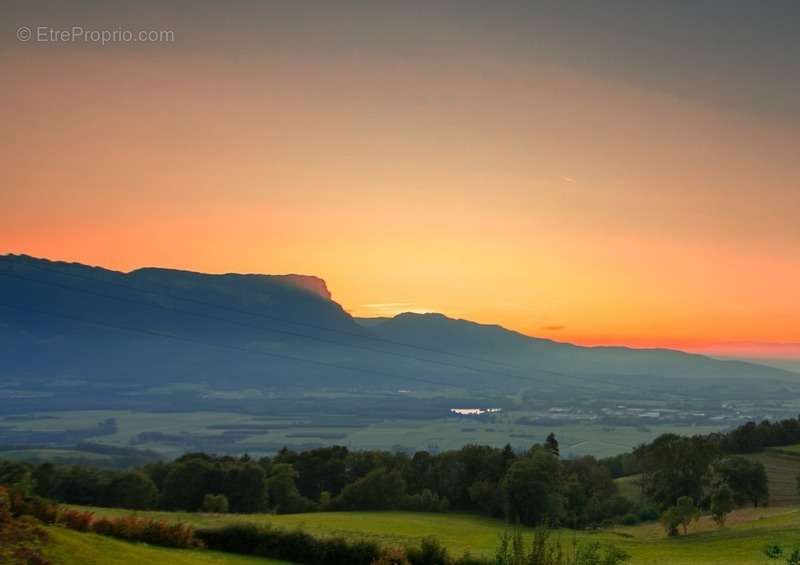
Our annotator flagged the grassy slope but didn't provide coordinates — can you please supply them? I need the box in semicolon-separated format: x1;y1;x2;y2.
613;448;800;507
755;449;800;506
59;448;800;564
43;526;288;565
70;506;800;564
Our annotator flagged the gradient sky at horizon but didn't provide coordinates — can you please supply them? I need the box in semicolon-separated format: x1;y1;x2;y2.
2;1;799;359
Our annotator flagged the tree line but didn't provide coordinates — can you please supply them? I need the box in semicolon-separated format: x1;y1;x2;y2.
602;414;800;480
0;434;635;528
2;480;631;565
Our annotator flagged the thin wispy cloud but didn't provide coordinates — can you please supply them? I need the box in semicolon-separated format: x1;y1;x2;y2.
358;302;435;316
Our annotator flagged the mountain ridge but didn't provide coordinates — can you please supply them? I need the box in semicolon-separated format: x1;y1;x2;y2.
358;311;790;380
0;254;793;403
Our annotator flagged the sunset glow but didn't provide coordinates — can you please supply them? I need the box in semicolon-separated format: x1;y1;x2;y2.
2;3;798;362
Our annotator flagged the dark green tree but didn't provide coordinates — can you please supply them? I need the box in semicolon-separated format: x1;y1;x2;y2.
103;471;158;510
160;458;212;511
635;434;718;508
545;433;560;457
714;456;768;507
467;479;504;517
711;484;734;528
202;493;229;513
501;450;563;525
661;496;699;536
223;463;268;513
331;467;406;510
266;463;316;513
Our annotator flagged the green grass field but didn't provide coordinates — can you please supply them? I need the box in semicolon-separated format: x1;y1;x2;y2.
43;526;289;565
0;448;113;463
771;444;800;456
67;505;800;564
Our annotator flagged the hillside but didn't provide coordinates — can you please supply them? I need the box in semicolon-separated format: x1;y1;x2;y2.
44;526;288;564
64;506;800;564
0;254;362;390
361;312;788;381
615;449;800;509
751;449;800;506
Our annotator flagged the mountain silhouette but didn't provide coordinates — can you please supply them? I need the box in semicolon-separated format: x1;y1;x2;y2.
0;254;792;402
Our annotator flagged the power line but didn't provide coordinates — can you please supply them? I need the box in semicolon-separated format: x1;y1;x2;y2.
0;261;696;399
0;270;516;379
13;260;520;370
0;269;616;394
0;301;456;389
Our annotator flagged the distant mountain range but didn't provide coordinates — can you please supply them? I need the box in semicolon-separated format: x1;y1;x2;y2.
0;254;793;402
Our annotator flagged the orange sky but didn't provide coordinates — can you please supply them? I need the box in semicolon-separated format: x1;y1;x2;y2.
2;3;798;359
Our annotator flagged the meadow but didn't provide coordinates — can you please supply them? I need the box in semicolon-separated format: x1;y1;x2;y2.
43;526;289;565
64;505;800;564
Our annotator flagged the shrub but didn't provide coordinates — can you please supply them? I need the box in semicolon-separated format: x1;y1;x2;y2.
9;495;59;525
764;544;784;559
202;493;229;513
494;526;629;565
636;505;660;522
29;498;60;526
400;490;450;513
138;519;199;548
620;513;639;526
90;516;116;537
58;508;94;532
198;523;382;565
59;510;200;549
0;486;52;565
659;507;680;537
372;546;490;565
764;543;800;564
660;497;699;537
575;542;631;565
373;547;411;565
711;484;734;528
406;537;449;565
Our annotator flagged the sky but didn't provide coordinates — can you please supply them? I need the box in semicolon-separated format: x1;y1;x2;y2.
2;1;799;362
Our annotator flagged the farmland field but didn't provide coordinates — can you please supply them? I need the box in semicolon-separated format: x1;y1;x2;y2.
749;449;800;506
0;408;730;460
613;448;800;509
